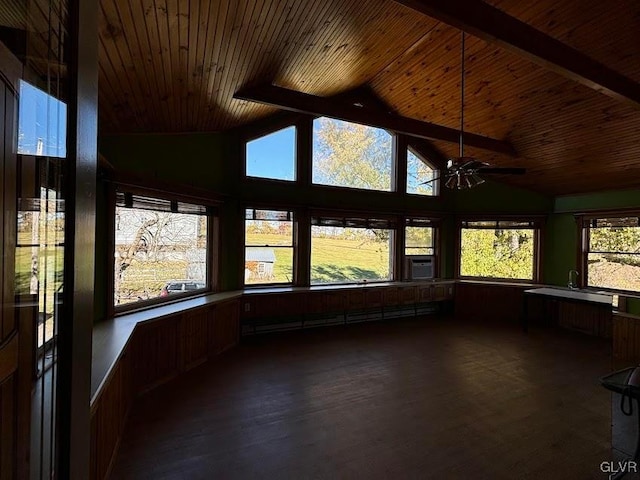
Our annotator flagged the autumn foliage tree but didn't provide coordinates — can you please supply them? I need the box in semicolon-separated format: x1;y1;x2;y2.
589;225;640;264
586;223;640;290
460;228;534;279
313;117;392;191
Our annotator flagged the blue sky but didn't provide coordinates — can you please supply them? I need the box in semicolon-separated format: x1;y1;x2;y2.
244;121;340;181
17;80;67;158
245;125;296;180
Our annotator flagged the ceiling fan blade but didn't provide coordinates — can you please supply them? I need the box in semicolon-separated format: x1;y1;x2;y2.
459;159;488;170
477;167;526;175
419;175;445;185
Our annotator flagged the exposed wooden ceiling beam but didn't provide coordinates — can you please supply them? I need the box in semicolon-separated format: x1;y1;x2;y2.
234;84;516;156
393;0;640;108
337;86;449;169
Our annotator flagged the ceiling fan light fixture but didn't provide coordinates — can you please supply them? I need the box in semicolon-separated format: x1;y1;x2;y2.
471;173;485;186
462;175;472;189
445;175;457;189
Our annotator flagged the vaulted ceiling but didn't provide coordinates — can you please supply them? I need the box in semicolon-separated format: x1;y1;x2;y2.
97;0;640;195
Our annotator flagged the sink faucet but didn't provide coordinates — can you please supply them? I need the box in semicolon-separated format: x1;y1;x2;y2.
568;270;579;289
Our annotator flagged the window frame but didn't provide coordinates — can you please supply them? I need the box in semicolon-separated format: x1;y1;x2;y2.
243;206;297;287
108;184;218;316
243;123;298;183
310;116;397;193
404;217;439;279
309;210;398;286
456;217;543;283
406;146;439;197
579;212;640;294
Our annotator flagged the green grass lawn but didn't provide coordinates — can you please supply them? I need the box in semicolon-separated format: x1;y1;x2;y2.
246;233;390;284
15;246;64;313
311;236;390;283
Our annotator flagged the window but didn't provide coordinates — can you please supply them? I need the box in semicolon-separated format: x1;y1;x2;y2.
114;193;210;308
245;126;296;181
312;117;393;191
17;80;67;158
245;208;294;285
406;148;437;196
311;215;394;284
15;158;65;359
583;216;640;292
459;220;539;281
405;218;435;256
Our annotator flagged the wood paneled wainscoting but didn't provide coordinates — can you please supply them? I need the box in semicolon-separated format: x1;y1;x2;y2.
89;296;240;480
455;281;532;322
240;281;455;335
612;313;640;368
456;282;614;339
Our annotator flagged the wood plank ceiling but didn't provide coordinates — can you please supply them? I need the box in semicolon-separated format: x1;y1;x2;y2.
97;0;640;195
0;0;69;83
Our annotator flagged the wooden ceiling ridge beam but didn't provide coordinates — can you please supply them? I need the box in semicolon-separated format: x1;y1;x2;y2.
337;86;449;169
393;0;640;108
233;84;516;156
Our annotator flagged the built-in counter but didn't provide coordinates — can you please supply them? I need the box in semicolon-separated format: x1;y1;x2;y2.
91;291;242;404
524;287;613;305
523;287;613;337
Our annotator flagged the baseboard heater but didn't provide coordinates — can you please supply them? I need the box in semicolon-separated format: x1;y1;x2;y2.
241;302;443;337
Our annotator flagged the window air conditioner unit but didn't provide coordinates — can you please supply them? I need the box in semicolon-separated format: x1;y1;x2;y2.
405;255;435;280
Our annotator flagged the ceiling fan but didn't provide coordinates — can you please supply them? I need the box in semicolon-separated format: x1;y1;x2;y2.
424;32;525;190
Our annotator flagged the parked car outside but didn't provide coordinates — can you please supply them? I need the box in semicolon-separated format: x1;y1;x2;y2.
160;280;206;297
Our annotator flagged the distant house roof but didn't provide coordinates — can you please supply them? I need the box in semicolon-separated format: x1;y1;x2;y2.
245;247;276;263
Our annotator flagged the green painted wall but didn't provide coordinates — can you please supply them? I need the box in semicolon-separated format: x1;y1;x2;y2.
448;179;553;215
100;132;236;194
438;216;457;278
555;188;640;212
627;298;640;315
543;214;577;287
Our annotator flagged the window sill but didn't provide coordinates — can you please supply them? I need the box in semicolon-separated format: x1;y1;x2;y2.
113;290;211;317
242;279;456;295
583;286;640;301
92;291;242;405
457;278;541;288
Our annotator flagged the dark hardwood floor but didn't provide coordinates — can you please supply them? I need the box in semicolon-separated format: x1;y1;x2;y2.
110;317;612;479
